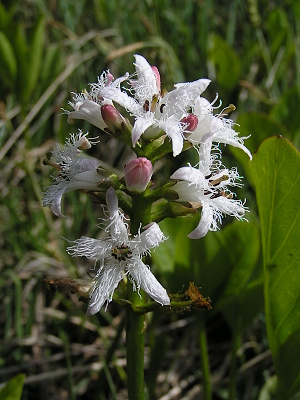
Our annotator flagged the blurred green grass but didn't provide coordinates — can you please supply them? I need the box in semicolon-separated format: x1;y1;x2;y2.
0;1;299;399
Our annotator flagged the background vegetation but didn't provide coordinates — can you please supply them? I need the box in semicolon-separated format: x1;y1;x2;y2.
0;0;299;399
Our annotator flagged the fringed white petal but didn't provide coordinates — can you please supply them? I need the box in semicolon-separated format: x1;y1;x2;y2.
132;54;159;103
68;100;107;130
86;264;124;315
43;182;69;217
165;123;183;157
171;166;208;189
106;187;129;243
110;72;129;89
163;78;210;118
212;196;246;219
100;86;140;114
170;181;195;203
106;187;118;217
188;203;214;239
194;97;213;118
66;236;111;259
129;258;170;305
213;132;253;160
157;117;183;156
188;115;221;143
197;135;213;176
43;169;102;217
171;166;194;181
132;114;155;146
132;223;166;255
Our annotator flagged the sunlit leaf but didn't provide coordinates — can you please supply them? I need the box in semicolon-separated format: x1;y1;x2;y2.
0;374;25;400
250;136;300;398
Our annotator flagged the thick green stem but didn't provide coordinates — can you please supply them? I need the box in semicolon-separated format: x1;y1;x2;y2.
126;284;147;400
199;318;212;400
126;194;152;400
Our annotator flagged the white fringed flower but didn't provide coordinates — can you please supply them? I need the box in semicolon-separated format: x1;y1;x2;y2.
43;130;103;217
98;54;210;156
171;142;248;239
187;97;252;159
66;71;129;130
67;187;170;315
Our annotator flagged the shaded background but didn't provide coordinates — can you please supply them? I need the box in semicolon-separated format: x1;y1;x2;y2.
0;1;299;399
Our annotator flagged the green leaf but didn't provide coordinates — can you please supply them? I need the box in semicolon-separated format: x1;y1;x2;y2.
23;17;45;103
12;23;28;102
154;217;195;276
207;33;241;91
0;4;10;30
154;216;262;332
0;31;17;88
0;374;25;400
39;43;62;90
214;220;263;332
221;277;264;334
250;136;300;398
270;88;300;147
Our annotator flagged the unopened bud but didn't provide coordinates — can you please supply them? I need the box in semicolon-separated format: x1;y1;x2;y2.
151;66;161;93
101;104;125;133
181;114;198;133
124;157;153;193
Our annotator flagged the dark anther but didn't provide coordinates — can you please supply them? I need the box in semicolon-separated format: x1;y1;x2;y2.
143;100;150;112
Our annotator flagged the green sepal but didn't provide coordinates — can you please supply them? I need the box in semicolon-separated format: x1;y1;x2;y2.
151;199;197;222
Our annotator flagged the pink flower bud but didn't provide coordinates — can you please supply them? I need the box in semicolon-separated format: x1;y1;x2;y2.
180;114;198;132
124;157;153;193
101;104;125;133
151;66;161;92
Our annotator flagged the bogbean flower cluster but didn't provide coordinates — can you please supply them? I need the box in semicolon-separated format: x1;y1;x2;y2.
43;54;251;315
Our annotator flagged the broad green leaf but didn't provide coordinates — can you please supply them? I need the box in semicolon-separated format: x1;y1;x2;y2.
0;374;25;400
250;136;300;398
